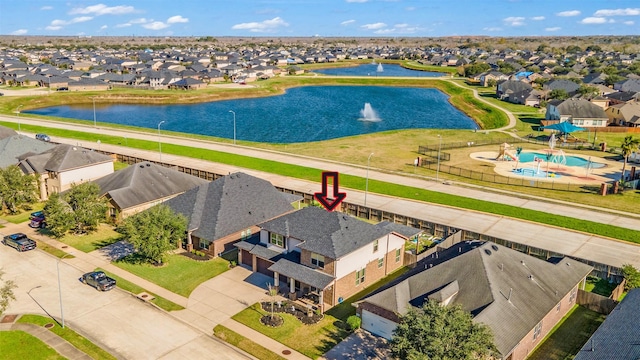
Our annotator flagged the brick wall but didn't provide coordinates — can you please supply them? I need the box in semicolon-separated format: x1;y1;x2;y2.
333;248;400;304
300;249;336;276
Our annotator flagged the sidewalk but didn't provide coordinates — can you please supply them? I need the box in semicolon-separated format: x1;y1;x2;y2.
0;320;93;360
222;319;309;360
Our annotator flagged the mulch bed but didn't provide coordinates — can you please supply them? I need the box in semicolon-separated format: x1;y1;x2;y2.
260;314;284;327
0;315;17;323
179;251;211;261
261;301;323;325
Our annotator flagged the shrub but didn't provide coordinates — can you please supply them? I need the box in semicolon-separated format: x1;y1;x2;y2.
347;315;361;331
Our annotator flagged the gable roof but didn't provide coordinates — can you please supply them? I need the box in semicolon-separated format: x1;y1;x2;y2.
574;289;640;360
0;126;17;140
0;134;56;169
553;98;607;119
21;144;113;174
375;221;422;239
260;207;391;259
164;172;294;242
358;242;592;357
93;161;208;210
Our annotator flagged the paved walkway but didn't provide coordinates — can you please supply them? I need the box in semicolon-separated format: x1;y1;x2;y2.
0;321;93;360
222;319;309;360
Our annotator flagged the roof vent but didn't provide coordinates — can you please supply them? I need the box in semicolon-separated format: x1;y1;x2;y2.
521;260;525;265
491;245;498;251
139;165;145;168
146;163;151;167
484;249;492;256
528;275;534;280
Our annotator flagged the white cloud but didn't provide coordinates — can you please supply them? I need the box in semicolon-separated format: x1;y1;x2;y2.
346;0;368;2
341;19;356;26
624;20;635;25
503;16;525;26
116;23;132;28
167;15;188;24
375;29;395;34
545;27;561;31
11;29;28;35
580;17;607;24
45;25;62;31
361;22;386;30
129;18;149;24
557;10;581;17
395;23;408;28
40;6;52;10
69;4;136;16
100;25;108;30
142;21;170;30
231;17;289;32
483;27;502;32
48;16;93;29
594;8;640;16
531;16;545;21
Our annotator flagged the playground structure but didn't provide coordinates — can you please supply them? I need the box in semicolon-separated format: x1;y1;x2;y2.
495;143;518;161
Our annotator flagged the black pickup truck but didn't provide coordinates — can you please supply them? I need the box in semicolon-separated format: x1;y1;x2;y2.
2;233;37;252
80;271;116;291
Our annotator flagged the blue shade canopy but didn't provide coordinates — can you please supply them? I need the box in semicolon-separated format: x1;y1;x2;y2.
541;121;586;133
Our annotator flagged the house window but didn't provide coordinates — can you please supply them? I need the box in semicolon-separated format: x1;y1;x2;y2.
556;302;561;312
311;253;325;268
395;249;401;262
355;269;366;285
569;287;577;303
378;258;384;268
199;238;211;250
270;233;284;247
373;240;379;252
533;321;543;340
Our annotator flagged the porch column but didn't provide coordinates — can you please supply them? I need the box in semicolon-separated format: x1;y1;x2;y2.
252;255;257;272
186;232;194;252
289;277;297;300
319;291;324;313
237;249;243;265
273;272;279;292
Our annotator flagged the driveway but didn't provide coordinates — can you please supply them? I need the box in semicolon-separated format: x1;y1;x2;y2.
322;330;389;360
0;242;250;360
173;266;272;333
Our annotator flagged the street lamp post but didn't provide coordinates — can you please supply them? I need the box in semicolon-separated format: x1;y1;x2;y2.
365;153;374;206
436;135;442;181
228;110;236;145
92;97;97;128
57;253;73;329
16;105;23;132
157;120;165;162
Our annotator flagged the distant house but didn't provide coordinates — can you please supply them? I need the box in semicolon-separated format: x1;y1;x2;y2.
605;102;640;127
574;289;640;360
613;79;640;93
478;71;508;87
164;172;297;256
235;206;410;312
19;144;114;200
545;98;608;127
168;78;206;90
354;242;592;360
93;161;208;221
604;91;640;105
544;79;581;96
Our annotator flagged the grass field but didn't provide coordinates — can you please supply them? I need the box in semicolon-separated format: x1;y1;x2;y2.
527;305;606;360
0;203;44;224
17;314;117;360
213;325;286;360
54;224;123;253
113;254;229;297
0;330;66;360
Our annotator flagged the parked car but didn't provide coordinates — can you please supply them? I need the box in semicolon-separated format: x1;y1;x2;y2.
35;133;51;142
2;233;37;252
80;271;116;291
29;211;46;228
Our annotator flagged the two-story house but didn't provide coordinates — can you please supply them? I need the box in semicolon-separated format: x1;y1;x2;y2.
545;98;609;127
235;207;408;312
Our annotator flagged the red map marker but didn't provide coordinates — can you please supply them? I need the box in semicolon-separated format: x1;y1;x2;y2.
314;172;346;212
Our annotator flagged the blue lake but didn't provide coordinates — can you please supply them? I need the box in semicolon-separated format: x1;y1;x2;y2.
313;63;445;77
26;86;477;143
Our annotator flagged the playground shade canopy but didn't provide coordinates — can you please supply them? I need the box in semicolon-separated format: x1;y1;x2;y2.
541;122;586;134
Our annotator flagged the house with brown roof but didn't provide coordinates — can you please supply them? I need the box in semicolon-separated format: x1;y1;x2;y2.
606;102;640;127
235;207;415;312
354;242;592;360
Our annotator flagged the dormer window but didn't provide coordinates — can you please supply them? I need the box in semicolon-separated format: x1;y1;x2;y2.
269;233;284;247
311;253;325;268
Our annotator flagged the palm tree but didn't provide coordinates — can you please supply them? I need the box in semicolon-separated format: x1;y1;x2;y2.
620;135;640;182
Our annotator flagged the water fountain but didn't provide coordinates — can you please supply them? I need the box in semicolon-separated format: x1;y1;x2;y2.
377;63;384;73
359;103;381;122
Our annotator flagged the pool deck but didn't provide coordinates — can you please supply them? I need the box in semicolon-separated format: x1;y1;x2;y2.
471;150;624;184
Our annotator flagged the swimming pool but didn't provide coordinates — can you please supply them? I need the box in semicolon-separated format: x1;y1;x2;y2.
517;152;606;169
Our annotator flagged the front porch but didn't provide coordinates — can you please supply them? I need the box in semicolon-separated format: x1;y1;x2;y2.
269;258;335;313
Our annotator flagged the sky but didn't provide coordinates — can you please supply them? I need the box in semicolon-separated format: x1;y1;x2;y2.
1;0;639;38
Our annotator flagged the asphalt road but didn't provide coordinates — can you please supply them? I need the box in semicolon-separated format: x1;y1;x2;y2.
0;228;251;360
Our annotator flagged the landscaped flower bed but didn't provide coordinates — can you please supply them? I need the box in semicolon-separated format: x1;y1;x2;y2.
261;300;323;325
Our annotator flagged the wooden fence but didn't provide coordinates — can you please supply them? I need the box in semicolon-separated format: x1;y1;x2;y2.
577;290;618;315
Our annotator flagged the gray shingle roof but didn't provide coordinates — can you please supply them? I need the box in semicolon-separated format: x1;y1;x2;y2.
268;259;335;289
93;161;208;210
0;134;56;169
0;126;17;140
259;207;391;259
555;98;607;119
22;144;113;173
574;289;640;360
375;221;422;239
164;172;294;242
358;242;592;357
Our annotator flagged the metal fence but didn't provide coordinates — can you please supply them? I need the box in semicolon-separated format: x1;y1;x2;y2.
419;136;598;153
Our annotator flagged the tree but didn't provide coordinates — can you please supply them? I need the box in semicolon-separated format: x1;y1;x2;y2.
0;268;17;316
620;136;640;182
0;165;39;214
622;264;640;291
578;85;599;97
42;182;107;237
390;300;496;360
117;205;187;264
548;89;569;100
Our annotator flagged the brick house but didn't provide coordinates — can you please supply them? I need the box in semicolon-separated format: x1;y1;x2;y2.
235;207;413;312
545;98;609;127
164;172;297;257
354;242;592;360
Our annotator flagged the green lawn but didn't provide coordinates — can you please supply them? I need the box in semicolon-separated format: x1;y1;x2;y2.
0;203;44;224
0;330;66;360
213;325;286;360
55;224;123;253
17;314;117;360
113;254;229;297
584;276;617;297
96;268;184;311
37;242;74;259
527;305;606;360
233;304;349;359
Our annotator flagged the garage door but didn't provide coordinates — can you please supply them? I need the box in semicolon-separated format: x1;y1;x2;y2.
362;310;397;340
